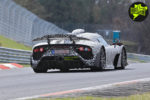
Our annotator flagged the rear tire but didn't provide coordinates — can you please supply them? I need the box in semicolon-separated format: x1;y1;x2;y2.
99;47;106;70
120;48;127;69
33;68;48;73
92;47;106;71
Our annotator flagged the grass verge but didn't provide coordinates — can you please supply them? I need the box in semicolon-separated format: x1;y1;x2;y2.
128;58;147;63
32;92;150;100
0;35;32;50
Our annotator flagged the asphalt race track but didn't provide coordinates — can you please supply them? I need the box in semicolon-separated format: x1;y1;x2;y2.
0;63;150;100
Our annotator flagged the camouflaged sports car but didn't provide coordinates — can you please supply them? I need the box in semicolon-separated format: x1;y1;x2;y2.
30;29;127;73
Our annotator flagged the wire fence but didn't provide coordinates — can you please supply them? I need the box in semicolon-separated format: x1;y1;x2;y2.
0;0;68;46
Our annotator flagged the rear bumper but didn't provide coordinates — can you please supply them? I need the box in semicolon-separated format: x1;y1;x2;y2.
31;55;95;69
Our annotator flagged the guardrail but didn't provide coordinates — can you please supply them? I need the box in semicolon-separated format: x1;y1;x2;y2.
0;47;31;64
0;47;150;64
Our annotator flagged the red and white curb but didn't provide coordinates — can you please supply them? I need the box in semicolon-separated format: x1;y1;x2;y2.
0;63;23;70
14;77;150;100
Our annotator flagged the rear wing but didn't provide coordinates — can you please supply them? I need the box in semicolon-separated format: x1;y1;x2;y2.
32;34;90;45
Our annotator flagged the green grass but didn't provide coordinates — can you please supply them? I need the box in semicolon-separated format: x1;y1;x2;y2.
128;58;147;63
0;35;32;50
32;92;150;100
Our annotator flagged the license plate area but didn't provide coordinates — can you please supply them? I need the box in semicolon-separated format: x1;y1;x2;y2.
51;49;70;55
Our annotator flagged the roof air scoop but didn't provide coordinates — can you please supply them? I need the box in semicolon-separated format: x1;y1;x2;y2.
72;29;85;35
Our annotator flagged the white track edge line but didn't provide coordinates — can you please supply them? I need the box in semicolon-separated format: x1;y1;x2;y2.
14;77;150;100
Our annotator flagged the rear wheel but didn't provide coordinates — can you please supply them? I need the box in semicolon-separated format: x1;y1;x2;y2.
33;67;48;73
91;47;106;71
99;48;106;70
120;48;127;69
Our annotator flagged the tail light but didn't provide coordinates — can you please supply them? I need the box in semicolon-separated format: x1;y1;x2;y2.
84;47;91;52
39;48;44;52
33;47;44;53
75;46;93;60
33;48;39;53
33;46;46;60
78;47;91;52
79;47;84;51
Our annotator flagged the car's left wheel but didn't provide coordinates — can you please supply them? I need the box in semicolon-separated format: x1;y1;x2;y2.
33;68;48;73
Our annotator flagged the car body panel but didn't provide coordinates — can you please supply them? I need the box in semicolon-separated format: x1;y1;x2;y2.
31;31;127;70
